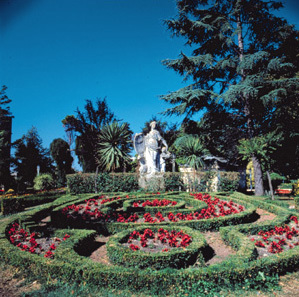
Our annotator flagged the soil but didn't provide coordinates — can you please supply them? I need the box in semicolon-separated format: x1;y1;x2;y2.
254;208;277;223
0;264;41;297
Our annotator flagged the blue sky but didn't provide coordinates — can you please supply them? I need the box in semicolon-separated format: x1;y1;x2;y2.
1;0;299;169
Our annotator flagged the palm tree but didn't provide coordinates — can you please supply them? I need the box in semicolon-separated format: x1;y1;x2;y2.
97;122;132;172
175;136;208;191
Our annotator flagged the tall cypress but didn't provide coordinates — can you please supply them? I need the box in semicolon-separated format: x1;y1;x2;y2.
0;85;13;189
162;0;299;195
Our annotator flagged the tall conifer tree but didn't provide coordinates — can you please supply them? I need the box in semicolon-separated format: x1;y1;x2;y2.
162;0;299;195
0;85;13;189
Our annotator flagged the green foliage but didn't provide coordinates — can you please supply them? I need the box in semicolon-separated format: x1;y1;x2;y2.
107;225;206;270
33;174;54;191
164;173;185;191
1;191;63;215
50;138;73;187
174;136;208;170
66;173;139;194
12;127;53;189
0;85;13;189
1;192;299;295
62;99;116;173
219;172;240;192
238;132;281;165
162;0;299;192
97;122;132;172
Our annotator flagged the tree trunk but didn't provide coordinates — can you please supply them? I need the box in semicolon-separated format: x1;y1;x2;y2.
266;171;274;200
252;155;264;196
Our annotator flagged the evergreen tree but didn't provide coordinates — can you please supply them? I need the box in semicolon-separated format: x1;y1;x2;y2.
0;85;13;189
13;127;53;190
162;0;299;195
50;138;73;186
62;98;116;172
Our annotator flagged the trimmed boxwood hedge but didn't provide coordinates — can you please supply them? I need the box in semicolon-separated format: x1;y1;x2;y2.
106;225;207;270
50;192;257;233
1;191;64;215
1;191;299;295
66;173;139;194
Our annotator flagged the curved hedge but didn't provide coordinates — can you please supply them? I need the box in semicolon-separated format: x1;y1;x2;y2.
1;191;299;295
107;225;207;270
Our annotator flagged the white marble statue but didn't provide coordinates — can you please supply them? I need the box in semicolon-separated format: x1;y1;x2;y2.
133;121;170;175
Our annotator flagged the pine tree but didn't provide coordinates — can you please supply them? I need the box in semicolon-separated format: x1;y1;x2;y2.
162;0;299;195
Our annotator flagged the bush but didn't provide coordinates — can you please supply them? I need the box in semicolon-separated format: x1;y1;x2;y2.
34;174;54;191
1;191;65;215
164;173;185;191
66;173;139;194
219;172;240;192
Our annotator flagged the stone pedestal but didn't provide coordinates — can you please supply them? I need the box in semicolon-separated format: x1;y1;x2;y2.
138;173;165;192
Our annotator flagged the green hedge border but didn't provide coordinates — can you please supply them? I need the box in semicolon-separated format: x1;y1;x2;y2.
1;192;299;295
106;225;207;269
51;193;257;233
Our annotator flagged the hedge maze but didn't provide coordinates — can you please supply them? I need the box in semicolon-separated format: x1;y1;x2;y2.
0;191;298;295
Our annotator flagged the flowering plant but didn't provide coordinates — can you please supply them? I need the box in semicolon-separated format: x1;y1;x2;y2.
249;216;299;255
126;228;192;252
8;222;70;259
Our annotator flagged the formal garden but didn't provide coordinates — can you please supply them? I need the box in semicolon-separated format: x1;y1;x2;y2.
0;172;299;296
1;0;299;296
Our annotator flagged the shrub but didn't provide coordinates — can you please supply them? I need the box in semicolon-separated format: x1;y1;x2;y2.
164;173;185;191
292;180;299;196
34;174;54;191
219;172;240;192
66;173;139;194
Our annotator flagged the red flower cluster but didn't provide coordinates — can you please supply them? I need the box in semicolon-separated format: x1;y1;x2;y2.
291;216;298;225
136;194;244;223
250;217;299;254
127;228;192;251
61;193;245;224
8;222;70;259
133;199;177;208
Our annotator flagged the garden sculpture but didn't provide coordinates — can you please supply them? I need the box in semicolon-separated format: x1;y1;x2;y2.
134;121;170;175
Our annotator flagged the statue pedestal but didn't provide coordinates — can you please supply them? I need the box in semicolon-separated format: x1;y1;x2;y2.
138;173;165;192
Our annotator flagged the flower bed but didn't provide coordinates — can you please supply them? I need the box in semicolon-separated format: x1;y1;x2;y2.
2;192;299;295
59;193;245;224
249;216;299;257
8;222;70;258
107;225;207;269
132;199;177;207
126;228;192;252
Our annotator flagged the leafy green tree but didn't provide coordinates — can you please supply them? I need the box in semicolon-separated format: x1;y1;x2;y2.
174;135;208;169
62;98;116;172
162;0;299;195
0;85;13;189
50;138;73;186
97;122;132;172
13;127;53;190
238;132;281;198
